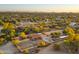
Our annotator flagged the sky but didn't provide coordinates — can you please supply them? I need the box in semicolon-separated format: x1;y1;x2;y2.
0;4;79;12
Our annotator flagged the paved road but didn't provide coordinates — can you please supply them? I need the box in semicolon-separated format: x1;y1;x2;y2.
0;42;20;54
38;44;67;54
0;41;66;54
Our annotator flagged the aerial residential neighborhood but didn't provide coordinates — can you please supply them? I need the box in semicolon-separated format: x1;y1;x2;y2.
0;4;79;54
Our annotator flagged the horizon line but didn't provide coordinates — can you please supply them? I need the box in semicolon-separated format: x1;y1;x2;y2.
0;11;79;13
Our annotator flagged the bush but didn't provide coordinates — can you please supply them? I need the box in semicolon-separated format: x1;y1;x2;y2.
53;43;60;51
